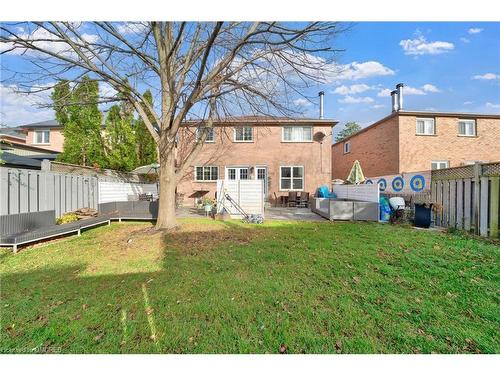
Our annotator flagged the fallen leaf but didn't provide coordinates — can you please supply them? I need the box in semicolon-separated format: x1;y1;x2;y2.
335;340;342;353
279;344;288;354
94;332;104;341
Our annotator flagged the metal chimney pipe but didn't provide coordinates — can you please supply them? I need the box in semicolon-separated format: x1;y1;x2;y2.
391;90;398;112
318;91;324;119
396;83;404;111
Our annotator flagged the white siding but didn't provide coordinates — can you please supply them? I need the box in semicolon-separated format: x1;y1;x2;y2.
98;181;157;203
216;179;264;217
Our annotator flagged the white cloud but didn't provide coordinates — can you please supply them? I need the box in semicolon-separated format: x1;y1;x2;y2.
1;27;99;58
377;84;440;97
399;35;454;55
293;98;312;107
0;83;54;126
371;104;385;109
472;73;499;80
486;102;500;109
338;96;374;104
422;84;440;93
331;84;371;95
463;101;473;105
99;82;118;99
377;88;392;97
460;37;471;44
468;28;483;34
333;61;394;81
116;22;148;35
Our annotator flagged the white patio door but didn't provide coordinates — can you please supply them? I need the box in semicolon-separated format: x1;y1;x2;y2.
226;167;250;180
256;167;268;200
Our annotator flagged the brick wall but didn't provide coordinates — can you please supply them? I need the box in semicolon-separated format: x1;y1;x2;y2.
331;115;400;179
398;115;500;172
176;124;333;204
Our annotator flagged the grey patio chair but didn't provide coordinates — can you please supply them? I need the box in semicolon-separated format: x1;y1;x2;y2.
298;192;310;208
287;191;297;207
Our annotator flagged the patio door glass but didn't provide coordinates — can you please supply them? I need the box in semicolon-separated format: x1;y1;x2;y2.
226;167;249;180
256;167;268;200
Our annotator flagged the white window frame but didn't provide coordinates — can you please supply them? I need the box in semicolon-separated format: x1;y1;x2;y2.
416;118;435;136
233;126;253;142
33;129;50;144
343;141;351;154
194;166;219;182
279;165;304;191
282;126;313;142
458;119;476;137
196;126;215;142
431;160;449;170
225;166;250;180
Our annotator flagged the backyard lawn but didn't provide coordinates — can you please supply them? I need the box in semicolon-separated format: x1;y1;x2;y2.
0;219;498;354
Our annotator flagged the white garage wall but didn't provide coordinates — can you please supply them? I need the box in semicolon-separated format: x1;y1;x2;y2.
98;181;158;203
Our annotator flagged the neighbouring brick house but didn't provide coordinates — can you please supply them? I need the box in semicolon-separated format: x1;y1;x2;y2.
332;110;500;179
16;119;66;153
176;116;337;205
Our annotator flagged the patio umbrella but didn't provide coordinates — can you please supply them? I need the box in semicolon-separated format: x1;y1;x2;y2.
346;160;365;185
132;163;160;175
132;163;160;195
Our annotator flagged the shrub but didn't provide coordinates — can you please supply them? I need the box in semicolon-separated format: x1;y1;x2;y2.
56;213;79;225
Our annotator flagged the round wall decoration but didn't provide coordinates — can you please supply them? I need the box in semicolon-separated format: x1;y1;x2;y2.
377;178;387;191
391;176;405;192
410;175;426;192
365;179;373;185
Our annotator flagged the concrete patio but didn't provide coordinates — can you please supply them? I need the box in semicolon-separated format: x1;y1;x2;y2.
176;206;325;221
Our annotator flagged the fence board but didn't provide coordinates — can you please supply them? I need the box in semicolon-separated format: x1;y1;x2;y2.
489;177;499;237
464;178;471;231
28;172;38;212
436;181;442;226
479;177;489;237
456;179;464;230
18;169;29;213
449;180;456;228
442;180;449;227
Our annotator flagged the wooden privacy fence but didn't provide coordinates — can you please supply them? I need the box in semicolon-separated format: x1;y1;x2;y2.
431;162;500;237
0;167;98;217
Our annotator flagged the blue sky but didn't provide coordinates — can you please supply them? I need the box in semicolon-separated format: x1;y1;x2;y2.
1;22;499;135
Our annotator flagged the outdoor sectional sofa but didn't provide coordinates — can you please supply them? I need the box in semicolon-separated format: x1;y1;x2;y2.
0;201;159;253
311;197;379;221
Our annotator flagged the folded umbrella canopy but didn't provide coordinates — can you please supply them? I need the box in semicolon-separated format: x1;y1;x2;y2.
346;160;365;185
132;163;160;175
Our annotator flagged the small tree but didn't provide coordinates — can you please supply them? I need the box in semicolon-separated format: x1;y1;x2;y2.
335;121;361;142
105;104;138;171
135;90;158;166
54;77;107;167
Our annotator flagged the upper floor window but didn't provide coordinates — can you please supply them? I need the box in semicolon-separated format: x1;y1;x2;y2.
196;126;215;142
458;119;476;137
431;161;449;170
194;166;218;181
343;141;351;154
34;129;50;144
416;118;435;135
282;126;313;142
234;127;253;142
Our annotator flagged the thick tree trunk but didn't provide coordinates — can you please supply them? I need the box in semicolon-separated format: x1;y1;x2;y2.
155;151;177;230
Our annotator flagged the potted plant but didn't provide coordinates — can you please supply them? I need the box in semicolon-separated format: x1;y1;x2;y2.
202;197;215;214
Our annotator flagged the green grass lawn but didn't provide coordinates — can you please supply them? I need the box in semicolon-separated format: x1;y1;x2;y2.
0;219;498;354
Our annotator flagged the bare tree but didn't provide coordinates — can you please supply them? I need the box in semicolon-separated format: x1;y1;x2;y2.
0;22;345;229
